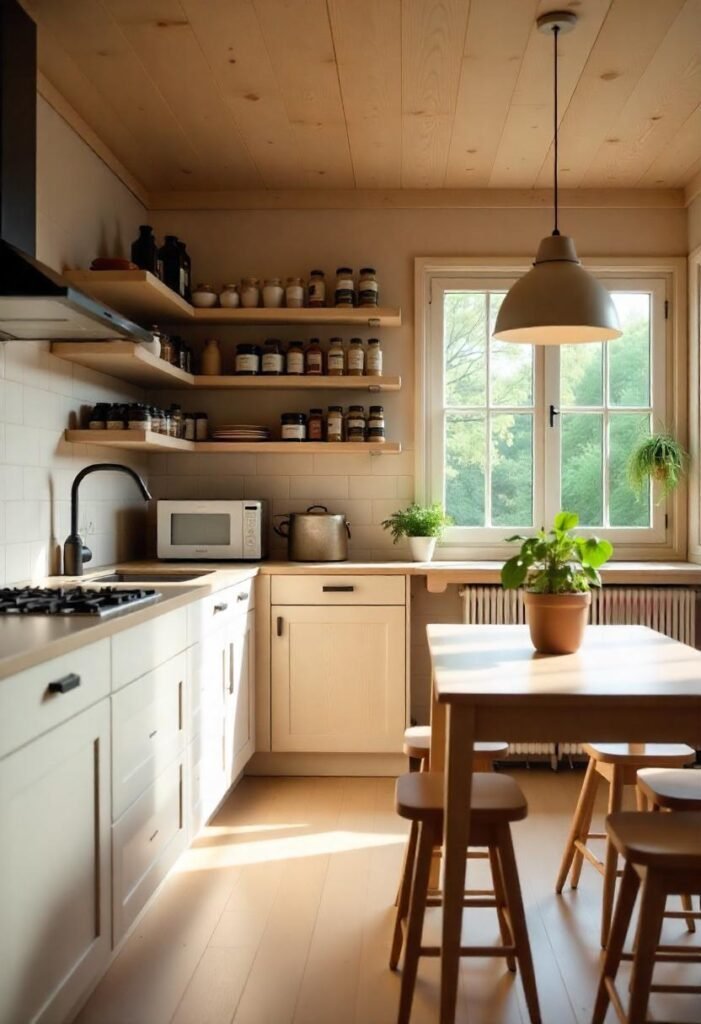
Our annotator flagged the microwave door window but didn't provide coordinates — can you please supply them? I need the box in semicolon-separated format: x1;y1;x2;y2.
171;513;231;546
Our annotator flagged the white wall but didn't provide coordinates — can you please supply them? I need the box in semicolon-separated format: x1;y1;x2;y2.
0;98;149;584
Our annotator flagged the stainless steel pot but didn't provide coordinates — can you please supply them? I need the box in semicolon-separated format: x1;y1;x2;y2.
274;505;351;562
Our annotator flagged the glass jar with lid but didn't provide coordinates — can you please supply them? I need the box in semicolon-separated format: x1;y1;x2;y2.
261;339;284;375
367;405;385;443
240;277;260;308
305;338;323;375
285;276;305;308
334;267;355;307
184;412;196;441
286;340;305;375
150;406;163;434
308;270;326;307
307;408;324;441
262;277;284;308
195;412;209;441
89;403;109;430
346;405;366;442
169;404;183;437
366;337;383;376
327;337;345;375
235;344;261;375
281;412;306;442
347;337;365;376
107;404;126;430
326;406;344;443
358;267;379;307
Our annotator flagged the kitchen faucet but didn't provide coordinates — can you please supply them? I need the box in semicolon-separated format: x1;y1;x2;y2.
63;463;152;576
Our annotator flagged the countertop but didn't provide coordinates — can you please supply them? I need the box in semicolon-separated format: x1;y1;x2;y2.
2;557;701;681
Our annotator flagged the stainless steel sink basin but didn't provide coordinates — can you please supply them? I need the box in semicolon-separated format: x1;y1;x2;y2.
91;570;214;584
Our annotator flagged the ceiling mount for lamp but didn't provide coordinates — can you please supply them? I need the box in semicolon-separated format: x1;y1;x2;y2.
493;10;622;346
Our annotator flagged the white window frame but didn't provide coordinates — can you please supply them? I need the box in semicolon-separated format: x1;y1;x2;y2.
415;256;688;561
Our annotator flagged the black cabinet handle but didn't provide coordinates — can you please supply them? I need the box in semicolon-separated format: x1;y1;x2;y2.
276;616;283;637
236;592;247;602
149;829;159;842
213;602;228;613
148;729;158;740
47;673;80;695
322;585;355;592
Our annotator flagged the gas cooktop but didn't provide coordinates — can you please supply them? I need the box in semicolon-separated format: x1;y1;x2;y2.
0;586;161;619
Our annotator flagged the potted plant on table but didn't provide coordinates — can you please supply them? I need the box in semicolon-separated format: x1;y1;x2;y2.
381;503;452;562
501;511;613;655
628;432;688;501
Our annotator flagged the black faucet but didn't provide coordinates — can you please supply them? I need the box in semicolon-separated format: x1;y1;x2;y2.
63;463;152;576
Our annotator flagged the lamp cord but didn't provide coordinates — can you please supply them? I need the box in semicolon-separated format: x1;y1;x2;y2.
553;24;560;236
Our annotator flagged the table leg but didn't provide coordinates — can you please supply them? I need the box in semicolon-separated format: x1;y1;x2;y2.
440;703;475;1024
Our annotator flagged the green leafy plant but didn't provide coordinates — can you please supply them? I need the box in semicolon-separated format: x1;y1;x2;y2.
628;432;688;500
501;511;613;594
381;503;452;543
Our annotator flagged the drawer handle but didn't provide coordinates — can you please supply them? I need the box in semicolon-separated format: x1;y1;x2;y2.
149;729;158;740
149;829;159;842
322;585;355;593
236;592;247;602
47;672;81;695
276;616;283;637
213;602;229;613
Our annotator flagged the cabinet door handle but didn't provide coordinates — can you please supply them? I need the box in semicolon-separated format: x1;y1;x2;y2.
148;729;158;740
276;616;283;637
213;602;229;613
322;585;355;592
229;642;234;694
236;592;247;602
149;829;159;842
47;672;80;695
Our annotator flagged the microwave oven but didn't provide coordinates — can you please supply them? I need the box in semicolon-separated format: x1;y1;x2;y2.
157;500;267;561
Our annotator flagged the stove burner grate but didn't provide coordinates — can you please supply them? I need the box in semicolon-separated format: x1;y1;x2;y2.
0;586;161;619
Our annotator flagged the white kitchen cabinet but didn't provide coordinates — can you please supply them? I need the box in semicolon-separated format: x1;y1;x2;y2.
271;604;406;753
225;607;255;782
0;700;111;1024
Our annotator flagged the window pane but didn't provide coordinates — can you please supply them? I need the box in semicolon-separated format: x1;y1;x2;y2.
491;414;533;527
609;293;651;407
446;413;485;526
609;414;651;527
444;292;486;406
490;341;533;407
561;413;603;526
561;343;603;406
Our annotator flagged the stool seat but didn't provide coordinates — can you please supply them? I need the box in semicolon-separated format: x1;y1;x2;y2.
402;726;508;762
637;767;701;811
607;811;701;870
396;771;527;826
583;742;696;767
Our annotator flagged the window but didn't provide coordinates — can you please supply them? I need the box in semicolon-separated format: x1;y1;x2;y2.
419;260;683;558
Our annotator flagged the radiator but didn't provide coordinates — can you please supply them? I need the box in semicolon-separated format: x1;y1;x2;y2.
459;585;698;762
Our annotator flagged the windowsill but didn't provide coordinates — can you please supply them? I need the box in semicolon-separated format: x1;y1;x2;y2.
420;560;701;593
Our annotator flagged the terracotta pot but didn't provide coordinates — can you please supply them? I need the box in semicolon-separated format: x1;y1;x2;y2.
523;590;592;655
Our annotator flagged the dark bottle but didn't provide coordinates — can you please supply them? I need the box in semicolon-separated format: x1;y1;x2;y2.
177;240;192;302
131;225;162;278
158;235;183;296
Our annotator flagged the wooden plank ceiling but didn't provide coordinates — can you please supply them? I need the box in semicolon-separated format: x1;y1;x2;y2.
22;0;701;193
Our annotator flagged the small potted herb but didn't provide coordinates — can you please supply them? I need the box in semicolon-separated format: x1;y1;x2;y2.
628;432;688;501
381;503;452;562
501;511;613;654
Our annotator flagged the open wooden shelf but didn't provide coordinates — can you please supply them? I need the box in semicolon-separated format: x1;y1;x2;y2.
52;342;401;391
63;270;401;326
65;430;401;455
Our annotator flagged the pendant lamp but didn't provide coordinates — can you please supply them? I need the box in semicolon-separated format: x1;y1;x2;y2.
493;11;621;345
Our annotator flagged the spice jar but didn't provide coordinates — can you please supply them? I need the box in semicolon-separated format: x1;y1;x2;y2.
368;405;385;443
128;404;151;431
262;277;284;308
169;404;183;438
346;405;366;442
335;266;355;307
261;339;284;375
280;412;306;442
107;404;126;430
160;332;174;365
347;337;365;376
285;276;305;308
191;283;218;308
184;412;196;441
326;406;343;443
219;283;240;308
286;340;305;375
235;343;261;375
366;337;383;376
358;267;379;307
240;277;260;308
195;412;209;441
308;270;326;307
327;337;345;376
305;338;323;375
201;338;222;375
308;408;324;441
88;403;109;430
150;407;163;434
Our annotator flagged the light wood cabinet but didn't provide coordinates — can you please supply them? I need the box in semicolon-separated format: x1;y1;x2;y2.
271;605;406;753
0;700;111;1024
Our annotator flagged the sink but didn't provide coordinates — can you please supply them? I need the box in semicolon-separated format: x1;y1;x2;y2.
91;570;214;584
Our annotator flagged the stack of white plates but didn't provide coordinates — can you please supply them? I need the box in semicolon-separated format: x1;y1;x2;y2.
211;424;271;442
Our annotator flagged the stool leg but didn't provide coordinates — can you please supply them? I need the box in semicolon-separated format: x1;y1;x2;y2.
681;893;696;934
591;862;640;1024
397;820;436;1024
390;820;419;969
556;757;599;893
488;844;516;972
635;786;648;811
628;873;666;1024
497;823;541;1024
601;766;624;948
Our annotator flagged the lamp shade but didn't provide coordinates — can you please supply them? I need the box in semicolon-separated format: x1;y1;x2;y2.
493;235;622;344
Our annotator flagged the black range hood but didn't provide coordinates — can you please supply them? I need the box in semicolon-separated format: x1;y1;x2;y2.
0;0;151;343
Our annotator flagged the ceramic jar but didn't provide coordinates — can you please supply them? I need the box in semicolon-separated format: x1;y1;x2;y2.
285;276;305;308
191;283;218;308
201;338;222;376
240;277;260;308
219;283;240;308
262;278;284;308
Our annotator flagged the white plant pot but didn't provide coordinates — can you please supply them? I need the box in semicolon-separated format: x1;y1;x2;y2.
408;536;437;563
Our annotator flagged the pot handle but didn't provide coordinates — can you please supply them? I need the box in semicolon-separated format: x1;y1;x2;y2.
306;504;329;514
346;521;352;539
273;515;290;538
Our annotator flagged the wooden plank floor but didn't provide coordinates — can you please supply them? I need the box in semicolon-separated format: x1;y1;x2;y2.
75;771;701;1024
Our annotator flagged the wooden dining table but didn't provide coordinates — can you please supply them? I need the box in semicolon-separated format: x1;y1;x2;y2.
426;624;701;1024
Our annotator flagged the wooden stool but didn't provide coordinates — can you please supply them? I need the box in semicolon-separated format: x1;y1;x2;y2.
637;767;701;933
555;742;695;947
391;772;541;1024
592;811;701;1024
403;726;508;772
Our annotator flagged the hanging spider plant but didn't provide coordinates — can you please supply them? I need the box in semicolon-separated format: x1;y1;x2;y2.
628;432;688;500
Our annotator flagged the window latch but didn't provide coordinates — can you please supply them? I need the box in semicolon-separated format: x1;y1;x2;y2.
549;404;560;428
